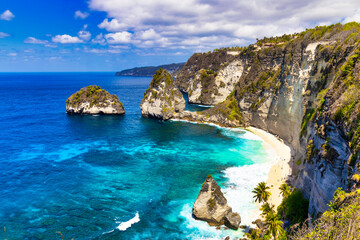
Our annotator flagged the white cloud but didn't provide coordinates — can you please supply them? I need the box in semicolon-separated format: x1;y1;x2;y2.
7;53;17;57
0;10;15;21
24;37;57;47
46;56;62;61
89;0;360;50
78;29;91;41
98;19;127;32
0;32;10;38
343;9;360;23
84;47;122;54
92;33;106;45
136;29;161;40
105;32;132;44
75;10;89;19
24;37;48;44
52;34;84;44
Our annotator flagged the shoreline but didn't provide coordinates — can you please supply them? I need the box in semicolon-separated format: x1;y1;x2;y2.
170;118;293;223
246;127;293;217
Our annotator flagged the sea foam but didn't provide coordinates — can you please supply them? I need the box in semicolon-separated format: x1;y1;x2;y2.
117;212;140;231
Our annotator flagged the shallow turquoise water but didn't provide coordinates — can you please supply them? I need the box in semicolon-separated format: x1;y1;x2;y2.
0;73;270;239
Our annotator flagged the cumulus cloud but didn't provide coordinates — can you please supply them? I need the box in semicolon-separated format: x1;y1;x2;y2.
78;25;91;41
0;10;15;21
98;18;127;32
78;30;91;41
52;34;84;44
343;9;360;23
0;32;10;38
84;47;122;54
105;32;132;44
89;0;360;50
75;10;89;19
24;37;48;44
24;37;57;47
92;33;106;45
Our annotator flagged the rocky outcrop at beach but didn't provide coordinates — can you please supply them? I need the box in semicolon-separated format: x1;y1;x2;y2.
66;85;125;115
140;68;185;120
192;175;241;230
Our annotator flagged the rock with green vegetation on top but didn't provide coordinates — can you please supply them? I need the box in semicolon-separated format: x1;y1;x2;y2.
140;68;185;120
192;175;241;230
66;85;125;115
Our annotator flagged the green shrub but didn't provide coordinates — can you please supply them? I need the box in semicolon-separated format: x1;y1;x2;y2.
277;190;309;224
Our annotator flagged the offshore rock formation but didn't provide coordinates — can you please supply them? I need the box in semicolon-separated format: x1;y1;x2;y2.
192;175;241;230
66;85;125;115
140;68;185;120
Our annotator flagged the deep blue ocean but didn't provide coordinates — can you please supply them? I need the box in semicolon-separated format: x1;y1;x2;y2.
0;73;270;240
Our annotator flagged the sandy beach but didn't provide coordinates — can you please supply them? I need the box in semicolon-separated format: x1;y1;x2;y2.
246;127;293;213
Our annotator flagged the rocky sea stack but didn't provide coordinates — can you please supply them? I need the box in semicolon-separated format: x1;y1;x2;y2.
192;175;241;230
140;68;185;120
66;85;125;115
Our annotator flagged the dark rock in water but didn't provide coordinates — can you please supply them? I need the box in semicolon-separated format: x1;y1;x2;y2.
225;211;241;230
66;85;125;115
192;175;241;230
140;68;185;120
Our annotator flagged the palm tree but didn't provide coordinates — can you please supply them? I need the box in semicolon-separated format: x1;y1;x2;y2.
279;183;291;198
265;212;284;240
252;182;271;203
260;202;275;217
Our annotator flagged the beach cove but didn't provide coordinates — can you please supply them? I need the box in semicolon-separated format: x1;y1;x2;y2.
0;73;291;239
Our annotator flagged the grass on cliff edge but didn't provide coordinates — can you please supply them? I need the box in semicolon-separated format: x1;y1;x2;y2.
289;189;360;240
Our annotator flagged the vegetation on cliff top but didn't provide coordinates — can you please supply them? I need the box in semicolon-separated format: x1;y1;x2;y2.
290;189;360;239
66;85;123;109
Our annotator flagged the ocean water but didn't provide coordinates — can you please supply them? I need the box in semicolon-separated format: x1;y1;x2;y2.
0;73;272;240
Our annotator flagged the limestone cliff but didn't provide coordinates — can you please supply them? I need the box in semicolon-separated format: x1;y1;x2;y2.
175;50;243;105
66;85;125;115
192;175;241;230
174;23;360;215
140;68;185;120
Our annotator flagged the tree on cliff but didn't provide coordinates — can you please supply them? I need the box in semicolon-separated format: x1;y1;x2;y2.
252;182;271;203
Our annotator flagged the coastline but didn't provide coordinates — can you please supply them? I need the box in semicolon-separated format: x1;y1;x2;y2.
170;118;293;223
246;127;293;215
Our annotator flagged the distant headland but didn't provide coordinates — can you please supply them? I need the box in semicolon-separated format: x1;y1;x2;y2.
115;62;185;77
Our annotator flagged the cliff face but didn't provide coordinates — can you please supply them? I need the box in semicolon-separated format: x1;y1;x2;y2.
173;23;360;215
66;85;125;115
176;51;242;105
140;68;185;120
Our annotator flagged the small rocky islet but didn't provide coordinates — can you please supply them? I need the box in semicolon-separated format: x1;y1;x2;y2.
140;68;185;120
192;175;241;230
66;85;125;115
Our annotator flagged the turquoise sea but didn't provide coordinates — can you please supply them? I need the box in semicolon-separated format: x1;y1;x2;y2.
0;73;272;239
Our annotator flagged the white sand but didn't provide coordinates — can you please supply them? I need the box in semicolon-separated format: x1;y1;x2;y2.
246;127;293;218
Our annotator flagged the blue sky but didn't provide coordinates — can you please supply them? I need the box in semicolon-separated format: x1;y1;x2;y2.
1;0;360;72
